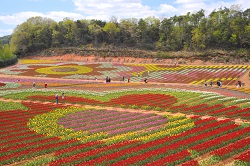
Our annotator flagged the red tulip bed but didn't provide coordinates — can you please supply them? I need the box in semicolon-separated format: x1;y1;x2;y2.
0;87;250;165
0;82;6;87
27;93;250;121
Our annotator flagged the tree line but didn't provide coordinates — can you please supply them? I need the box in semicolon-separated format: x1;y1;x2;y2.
9;5;250;56
0;41;17;67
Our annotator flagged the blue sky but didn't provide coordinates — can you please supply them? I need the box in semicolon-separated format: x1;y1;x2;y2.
0;0;249;37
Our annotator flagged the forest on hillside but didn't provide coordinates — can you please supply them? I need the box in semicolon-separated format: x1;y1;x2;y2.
5;5;250;61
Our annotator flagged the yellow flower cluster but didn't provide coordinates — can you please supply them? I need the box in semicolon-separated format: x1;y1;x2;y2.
35;65;93;75
21;59;59;64
27;106;88;140
134;120;194;142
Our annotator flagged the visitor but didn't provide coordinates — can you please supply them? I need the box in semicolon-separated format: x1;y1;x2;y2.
62;92;65;100
204;80;207;87
144;78;148;83
108;77;111;83
55;94;59;104
44;83;47;88
106;76;109;83
32;82;36;88
237;80;242;88
128;77;130;83
210;81;213;87
217;80;222;88
95;76;97;81
216;81;220;88
122;76;125;81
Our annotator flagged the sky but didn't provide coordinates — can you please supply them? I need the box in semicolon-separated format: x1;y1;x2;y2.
0;0;249;37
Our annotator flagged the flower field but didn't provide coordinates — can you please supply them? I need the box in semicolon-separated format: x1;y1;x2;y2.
0;86;249;165
0;59;249;85
0;58;249;165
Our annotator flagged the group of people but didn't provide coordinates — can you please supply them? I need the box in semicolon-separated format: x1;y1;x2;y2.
216;80;222;88
106;76;111;83
204;80;222;88
55;92;64;104
204;80;213;87
32;82;48;88
123;76;130;83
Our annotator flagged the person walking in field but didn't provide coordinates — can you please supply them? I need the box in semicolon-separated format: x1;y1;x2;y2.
216;81;220;88
62;92;65;100
55;94;59;104
237;80;242;88
204;80;207;87
210;81;213;87
217;80;222;88
32;82;36;88
219;80;222;88
128;77;130;83
106;76;109;83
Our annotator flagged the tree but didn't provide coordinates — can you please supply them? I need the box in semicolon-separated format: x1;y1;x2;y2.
88;23;103;47
74;20;90;46
103;22;120;45
119;18;138;47
10;16;55;54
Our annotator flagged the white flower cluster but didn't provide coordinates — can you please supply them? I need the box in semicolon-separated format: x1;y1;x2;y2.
0;82;21;90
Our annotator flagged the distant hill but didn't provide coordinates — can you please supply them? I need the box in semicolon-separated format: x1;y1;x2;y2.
0;35;11;45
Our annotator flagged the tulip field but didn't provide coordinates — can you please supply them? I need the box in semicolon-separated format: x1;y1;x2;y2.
0;59;249;85
0;59;249;165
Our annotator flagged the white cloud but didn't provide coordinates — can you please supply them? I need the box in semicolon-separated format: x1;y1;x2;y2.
0;12;44;25
173;0;250;15
158;4;178;15
0;28;13;37
175;0;204;4
0;11;84;26
72;0;155;20
45;11;84;21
